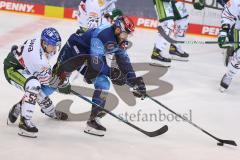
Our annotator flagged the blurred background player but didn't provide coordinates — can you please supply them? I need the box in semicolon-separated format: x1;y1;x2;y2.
77;0;122;32
218;0;240;92
3;28;68;138
76;0;123;80
151;0;205;67
50;16;146;137
217;0;234;67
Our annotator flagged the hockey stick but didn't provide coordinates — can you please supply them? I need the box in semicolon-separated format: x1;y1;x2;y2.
146;95;237;146
177;0;222;10
71;89;168;137
158;26;239;45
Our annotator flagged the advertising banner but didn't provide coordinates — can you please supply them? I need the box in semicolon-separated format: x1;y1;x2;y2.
0;0;44;15
0;0;222;36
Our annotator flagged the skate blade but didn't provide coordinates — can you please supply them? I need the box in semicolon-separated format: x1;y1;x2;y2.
84;126;105;137
18;129;37;138
171;55;189;62
150;60;171;68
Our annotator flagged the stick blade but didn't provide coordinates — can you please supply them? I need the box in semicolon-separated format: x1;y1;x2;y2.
220;139;238;146
145;125;168;137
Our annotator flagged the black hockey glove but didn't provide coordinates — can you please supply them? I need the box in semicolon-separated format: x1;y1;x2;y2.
127;77;146;99
11;45;18;53
110;67;126;86
49;64;71;92
104;8;123;21
218;24;231;48
193;0;205;10
49;74;62;88
58;79;71;94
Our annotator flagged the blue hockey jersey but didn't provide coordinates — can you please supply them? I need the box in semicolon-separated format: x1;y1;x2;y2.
57;24;136;80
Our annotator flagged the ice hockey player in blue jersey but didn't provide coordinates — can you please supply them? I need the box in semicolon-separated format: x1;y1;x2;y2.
50;16;147;136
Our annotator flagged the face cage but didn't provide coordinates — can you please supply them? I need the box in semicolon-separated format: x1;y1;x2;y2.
44;42;61;57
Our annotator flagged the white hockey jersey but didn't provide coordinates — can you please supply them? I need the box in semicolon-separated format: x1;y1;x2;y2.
221;0;240;29
15;38;52;85
77;0;116;29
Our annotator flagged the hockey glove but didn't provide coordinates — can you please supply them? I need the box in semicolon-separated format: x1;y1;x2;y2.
110;67;126;86
49;71;69;88
58;79;71;94
49;62;71;88
128;77;146;99
49;72;71;89
218;24;231;48
119;40;133;50
49;74;61;88
104;9;123;21
193;0;205;10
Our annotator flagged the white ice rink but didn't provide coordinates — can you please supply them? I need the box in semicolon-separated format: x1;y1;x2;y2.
0;11;239;160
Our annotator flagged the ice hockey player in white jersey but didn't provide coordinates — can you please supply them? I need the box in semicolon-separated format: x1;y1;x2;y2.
3;28;68;138
77;0;122;32
218;0;240;92
216;0;234;67
151;0;205;67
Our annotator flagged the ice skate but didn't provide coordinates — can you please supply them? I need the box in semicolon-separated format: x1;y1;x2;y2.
84;117;106;137
169;44;189;61
18;117;38;138
219;74;233;92
150;47;171;67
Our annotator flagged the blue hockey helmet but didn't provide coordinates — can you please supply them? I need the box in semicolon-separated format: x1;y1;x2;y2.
41;27;61;47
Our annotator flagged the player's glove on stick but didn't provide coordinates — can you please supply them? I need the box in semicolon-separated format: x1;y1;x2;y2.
49;64;71;91
110;67;126;86
58;79;71;94
128;77;146;99
218;24;231;48
49;74;62;88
